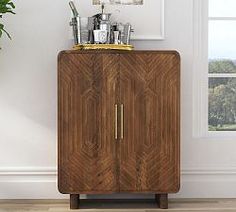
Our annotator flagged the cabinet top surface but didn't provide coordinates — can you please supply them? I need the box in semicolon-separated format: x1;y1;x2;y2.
58;50;180;57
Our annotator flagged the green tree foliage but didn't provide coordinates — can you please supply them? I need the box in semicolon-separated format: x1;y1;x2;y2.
209;59;236;73
0;0;15;39
209;60;236;131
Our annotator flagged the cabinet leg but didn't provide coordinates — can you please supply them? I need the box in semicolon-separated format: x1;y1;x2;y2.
155;194;160;206
159;193;168;209
70;194;80;209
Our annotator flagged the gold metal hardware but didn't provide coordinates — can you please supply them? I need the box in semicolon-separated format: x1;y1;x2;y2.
73;44;134;51
115;104;118;140
121;104;124;140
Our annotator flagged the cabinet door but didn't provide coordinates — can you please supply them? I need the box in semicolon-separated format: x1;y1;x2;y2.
119;52;180;193
58;53;119;194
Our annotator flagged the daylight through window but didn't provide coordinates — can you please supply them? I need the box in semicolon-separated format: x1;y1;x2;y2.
208;0;236;131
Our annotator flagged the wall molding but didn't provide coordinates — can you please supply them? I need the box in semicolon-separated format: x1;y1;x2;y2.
2;166;236;177
1;167;236;199
192;0;209;138
132;0;165;40
182;167;236;175
0;167;56;176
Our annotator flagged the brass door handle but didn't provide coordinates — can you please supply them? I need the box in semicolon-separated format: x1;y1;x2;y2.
120;104;124;140
115;104;118;140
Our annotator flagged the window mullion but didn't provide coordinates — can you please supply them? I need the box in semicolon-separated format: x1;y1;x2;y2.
209;17;236;21
208;74;236;78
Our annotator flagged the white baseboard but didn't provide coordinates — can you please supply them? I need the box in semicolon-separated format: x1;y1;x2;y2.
1;167;236;199
175;168;236;198
0;167;64;199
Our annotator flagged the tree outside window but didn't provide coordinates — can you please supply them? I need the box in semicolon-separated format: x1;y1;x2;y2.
208;0;236;131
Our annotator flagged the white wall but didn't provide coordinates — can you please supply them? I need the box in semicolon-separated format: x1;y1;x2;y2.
0;0;236;199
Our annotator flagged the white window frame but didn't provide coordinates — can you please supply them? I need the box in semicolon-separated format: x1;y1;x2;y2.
193;0;236;139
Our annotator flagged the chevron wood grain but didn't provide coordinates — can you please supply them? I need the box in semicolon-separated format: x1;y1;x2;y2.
119;52;180;195
58;52;119;195
58;50;180;209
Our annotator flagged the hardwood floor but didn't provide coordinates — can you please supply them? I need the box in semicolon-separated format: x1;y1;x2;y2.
1;199;236;211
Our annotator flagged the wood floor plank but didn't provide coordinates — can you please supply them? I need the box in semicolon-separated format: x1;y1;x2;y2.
1;199;236;212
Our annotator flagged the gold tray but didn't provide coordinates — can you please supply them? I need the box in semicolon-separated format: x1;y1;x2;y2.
73;44;134;51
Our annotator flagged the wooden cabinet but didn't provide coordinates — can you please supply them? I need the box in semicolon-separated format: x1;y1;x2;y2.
58;51;180;209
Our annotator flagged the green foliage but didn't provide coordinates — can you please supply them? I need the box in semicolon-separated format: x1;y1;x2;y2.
209;124;236;131
0;0;15;39
209;59;236;74
209;60;236;131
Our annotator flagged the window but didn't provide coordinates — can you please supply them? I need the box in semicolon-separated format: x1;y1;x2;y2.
208;0;236;132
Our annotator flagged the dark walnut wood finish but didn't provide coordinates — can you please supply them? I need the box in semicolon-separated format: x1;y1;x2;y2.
119;53;180;195
58;53;119;194
70;194;80;209
58;51;180;209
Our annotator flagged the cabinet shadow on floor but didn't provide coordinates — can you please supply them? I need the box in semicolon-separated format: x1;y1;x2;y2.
78;199;158;209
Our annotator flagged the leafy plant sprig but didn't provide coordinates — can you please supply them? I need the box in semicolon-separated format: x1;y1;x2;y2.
0;0;15;39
